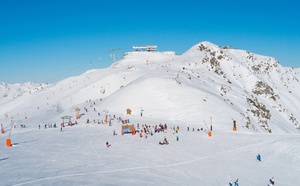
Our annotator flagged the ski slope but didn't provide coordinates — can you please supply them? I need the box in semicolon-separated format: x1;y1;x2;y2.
1;114;299;185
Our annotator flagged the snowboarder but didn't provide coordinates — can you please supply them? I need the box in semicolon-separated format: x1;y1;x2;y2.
257;154;261;161
159;136;169;145
164;136;168;143
234;179;239;186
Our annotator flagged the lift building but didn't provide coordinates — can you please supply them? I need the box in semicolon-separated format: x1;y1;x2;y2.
133;45;157;52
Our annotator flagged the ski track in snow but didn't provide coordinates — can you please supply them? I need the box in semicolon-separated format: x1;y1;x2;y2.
12;139;267;186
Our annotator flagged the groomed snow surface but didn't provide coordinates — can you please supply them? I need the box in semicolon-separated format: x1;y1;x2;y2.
1;114;300;185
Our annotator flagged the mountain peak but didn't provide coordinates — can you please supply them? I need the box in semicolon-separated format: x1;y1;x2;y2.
0;41;299;134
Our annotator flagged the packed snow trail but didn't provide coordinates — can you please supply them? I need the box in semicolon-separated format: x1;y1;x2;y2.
12;138;275;186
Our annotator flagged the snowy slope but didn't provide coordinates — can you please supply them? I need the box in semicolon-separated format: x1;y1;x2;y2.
1;114;299;185
0;41;300;185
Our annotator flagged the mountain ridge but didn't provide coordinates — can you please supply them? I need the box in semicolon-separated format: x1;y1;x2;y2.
1;41;299;134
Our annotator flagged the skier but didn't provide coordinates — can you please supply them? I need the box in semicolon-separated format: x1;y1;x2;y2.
176;135;179;141
106;141;110;148
229;180;233;186
234;179;239;186
257;154;261;161
1;124;5;134
269;177;275;185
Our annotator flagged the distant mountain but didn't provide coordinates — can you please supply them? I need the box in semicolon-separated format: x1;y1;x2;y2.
0;82;50;104
1;41;299;134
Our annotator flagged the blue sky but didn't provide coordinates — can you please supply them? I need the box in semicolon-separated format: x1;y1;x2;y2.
1;0;299;84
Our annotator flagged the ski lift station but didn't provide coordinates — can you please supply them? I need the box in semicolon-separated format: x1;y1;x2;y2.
133;45;157;52
123;45;176;59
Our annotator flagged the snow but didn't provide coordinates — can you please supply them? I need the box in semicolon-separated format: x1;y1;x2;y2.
1;41;300;185
1;121;299;185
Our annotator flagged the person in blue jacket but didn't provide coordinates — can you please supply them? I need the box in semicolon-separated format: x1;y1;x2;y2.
257;154;261;161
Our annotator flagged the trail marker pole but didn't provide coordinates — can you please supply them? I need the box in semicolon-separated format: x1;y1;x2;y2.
203;120;212;137
6;120;14;147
